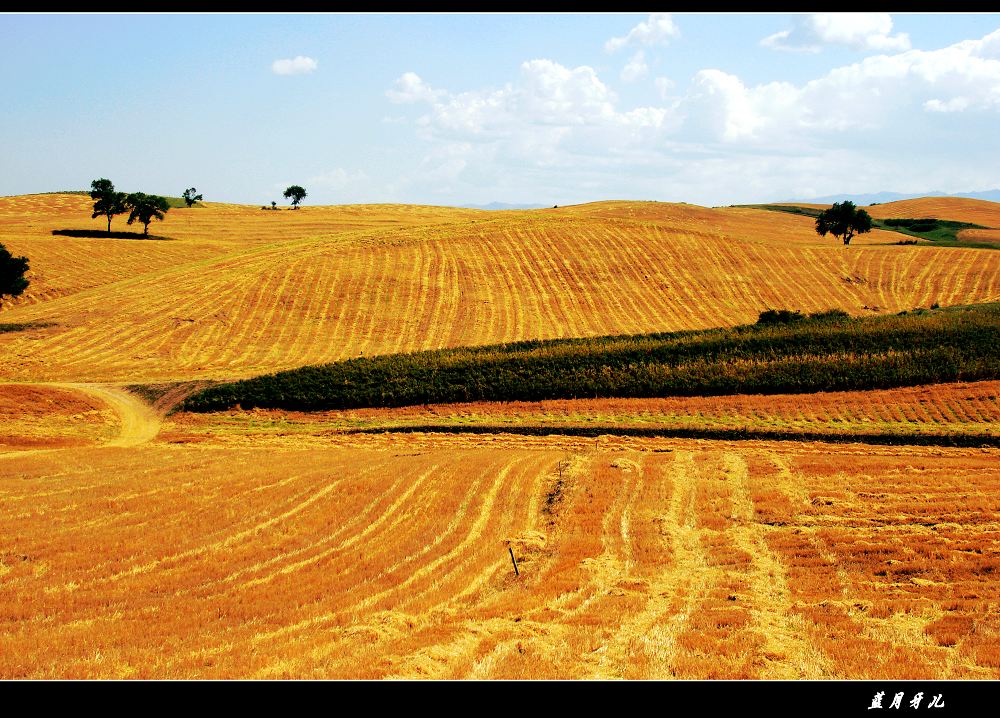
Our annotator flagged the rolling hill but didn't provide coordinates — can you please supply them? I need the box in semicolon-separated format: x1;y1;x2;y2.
2;194;999;384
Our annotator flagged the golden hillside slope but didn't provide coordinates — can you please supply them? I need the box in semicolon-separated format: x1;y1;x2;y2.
773;197;1000;228
866;197;1000;246
865;197;1000;227
0;194;487;309
2;194;1000;383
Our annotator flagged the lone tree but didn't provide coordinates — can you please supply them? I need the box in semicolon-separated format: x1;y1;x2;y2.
0;243;30;300
815;200;873;245
283;185;307;209
182;187;203;208
125;192;170;237
90;178;127;233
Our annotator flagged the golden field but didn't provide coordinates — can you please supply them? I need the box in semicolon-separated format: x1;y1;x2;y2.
775;196;1000;246
3;428;998;679
864;196;1000;228
2;193;999;679
161;380;1000;442
2;194;999;383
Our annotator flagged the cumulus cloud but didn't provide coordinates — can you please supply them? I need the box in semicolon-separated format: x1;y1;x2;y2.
385;28;1000;205
606;13;679;53
621;51;649;82
760;30;820;54
271;56;318;75
762;13;910;53
386;72;444;104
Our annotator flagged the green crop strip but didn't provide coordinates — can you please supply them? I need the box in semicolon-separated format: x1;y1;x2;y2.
181;303;1000;412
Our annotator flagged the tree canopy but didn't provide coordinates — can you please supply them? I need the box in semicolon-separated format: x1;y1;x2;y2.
815;201;873;246
0;243;30;300
182;187;203;208
283;185;307;209
90;178;127;233
125;192;170;237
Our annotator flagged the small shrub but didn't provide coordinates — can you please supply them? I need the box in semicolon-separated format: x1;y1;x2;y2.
757;309;805;325
808;309;850;322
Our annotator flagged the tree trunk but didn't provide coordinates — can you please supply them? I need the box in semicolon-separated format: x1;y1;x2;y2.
107;215;112;233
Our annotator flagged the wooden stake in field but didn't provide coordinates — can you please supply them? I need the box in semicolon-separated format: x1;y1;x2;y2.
509;546;519;577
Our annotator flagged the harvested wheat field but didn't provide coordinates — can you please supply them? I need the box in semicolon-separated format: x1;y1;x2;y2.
865;197;1000;229
163;380;1000;444
2;193;1000;680
2;195;1000;383
2;431;998;679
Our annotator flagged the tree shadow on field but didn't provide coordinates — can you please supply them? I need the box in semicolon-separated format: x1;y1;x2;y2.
51;229;174;241
0;321;56;334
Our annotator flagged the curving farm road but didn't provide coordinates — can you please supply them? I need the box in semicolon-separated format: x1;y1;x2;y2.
60;383;162;447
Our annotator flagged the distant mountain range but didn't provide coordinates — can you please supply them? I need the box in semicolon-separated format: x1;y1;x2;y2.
460;202;550;210
782;189;1000;206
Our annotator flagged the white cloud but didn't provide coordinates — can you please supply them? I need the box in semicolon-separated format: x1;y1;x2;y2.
760;30;820;54
810;13;911;51
515;59;619;125
271;56;318;75
386;72;444;104
411;60;625;139
385;28;1000;205
621;51;649;82
762;13;910;53
924;97;971;113
606;13;679;53
654;76;676;99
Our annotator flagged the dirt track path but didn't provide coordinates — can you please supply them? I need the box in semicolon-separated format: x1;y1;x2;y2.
0;382;163;459
59;383;162;447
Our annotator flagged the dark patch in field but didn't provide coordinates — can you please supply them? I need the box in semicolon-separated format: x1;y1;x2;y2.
0;321;56;334
51;229;173;241
340;424;1000;448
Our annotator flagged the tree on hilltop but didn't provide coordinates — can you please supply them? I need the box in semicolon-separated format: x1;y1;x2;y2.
182;187;203;208
815;201;873;246
125;192;170;237
0;243;30;300
90;178;127;233
283;185;307;209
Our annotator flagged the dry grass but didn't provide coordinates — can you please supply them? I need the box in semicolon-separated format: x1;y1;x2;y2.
865;197;1000;228
2;433;997;679
954;229;1000;247
2;195;999;383
162;380;1000;442
0;383;118;449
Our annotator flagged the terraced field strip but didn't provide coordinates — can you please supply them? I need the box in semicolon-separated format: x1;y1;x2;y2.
163;380;1000;446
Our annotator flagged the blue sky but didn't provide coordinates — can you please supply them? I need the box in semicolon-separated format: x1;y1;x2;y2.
2;12;1000;207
